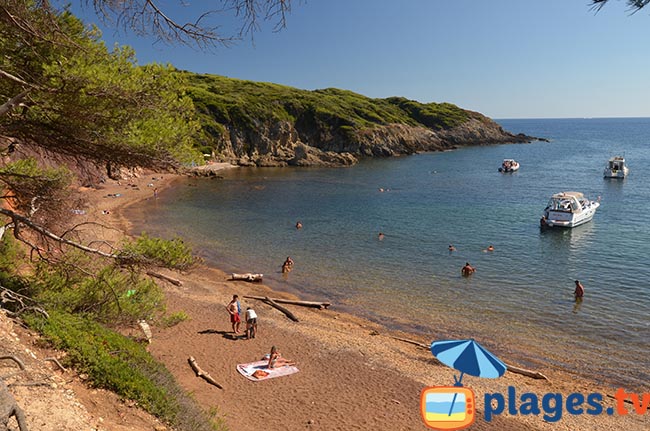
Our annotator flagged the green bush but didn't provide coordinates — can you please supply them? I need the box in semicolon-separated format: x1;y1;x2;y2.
159;311;189;327
34;264;164;324
119;233;196;270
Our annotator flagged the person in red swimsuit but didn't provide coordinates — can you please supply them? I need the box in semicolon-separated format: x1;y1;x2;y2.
227;294;241;333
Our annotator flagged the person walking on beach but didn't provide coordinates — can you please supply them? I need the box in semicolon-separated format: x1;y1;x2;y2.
574;280;585;300
227;294;241;334
461;262;476;276
245;307;258;339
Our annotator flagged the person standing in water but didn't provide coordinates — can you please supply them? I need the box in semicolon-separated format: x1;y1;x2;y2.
461;262;476;276
574;280;585;300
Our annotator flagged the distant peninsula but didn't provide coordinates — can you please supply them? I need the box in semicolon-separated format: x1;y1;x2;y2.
183;72;540;167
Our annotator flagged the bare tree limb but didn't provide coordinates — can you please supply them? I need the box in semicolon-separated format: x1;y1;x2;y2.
0;90;31;117
44;357;67;372
82;0;293;48
0;356;26;371
0;379;28;431
0;207;116;259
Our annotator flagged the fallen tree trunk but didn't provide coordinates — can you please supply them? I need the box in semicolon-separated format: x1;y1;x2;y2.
263;297;299;322
187;356;223;389
231;273;263;282
389;336;549;381
244;295;330;309
146;271;183;286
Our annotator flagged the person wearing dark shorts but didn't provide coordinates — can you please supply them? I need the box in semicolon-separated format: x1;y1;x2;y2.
245;307;258;339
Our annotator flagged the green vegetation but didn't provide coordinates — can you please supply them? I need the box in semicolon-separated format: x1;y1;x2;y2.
25;311;224;431
182;72;471;152
0;3;202;170
32;261;164;324
119;233;197;271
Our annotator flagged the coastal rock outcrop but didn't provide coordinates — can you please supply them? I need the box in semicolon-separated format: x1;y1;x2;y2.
209;113;536;168
186;73;540;168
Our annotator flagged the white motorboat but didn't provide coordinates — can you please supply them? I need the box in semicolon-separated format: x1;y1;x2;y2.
498;159;519;173
603;156;629;179
540;191;600;228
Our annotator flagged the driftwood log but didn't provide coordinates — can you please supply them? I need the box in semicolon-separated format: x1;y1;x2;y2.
146;271;183;286
231;273;263;282
187;357;223;389
0;356;28;431
244;295;330;309
389;336;549;381
263;297;299;322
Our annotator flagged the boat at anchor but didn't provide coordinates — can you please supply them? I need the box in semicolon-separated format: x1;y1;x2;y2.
540;191;600;228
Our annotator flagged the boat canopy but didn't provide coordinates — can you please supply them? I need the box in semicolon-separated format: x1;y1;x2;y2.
551;191;584;200
546;192;585;213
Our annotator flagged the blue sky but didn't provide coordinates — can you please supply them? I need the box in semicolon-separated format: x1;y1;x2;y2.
69;0;650;119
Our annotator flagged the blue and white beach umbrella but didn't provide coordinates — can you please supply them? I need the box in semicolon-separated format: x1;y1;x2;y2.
430;339;507;386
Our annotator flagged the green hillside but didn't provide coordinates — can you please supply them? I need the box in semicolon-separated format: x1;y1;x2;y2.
181;71;470;147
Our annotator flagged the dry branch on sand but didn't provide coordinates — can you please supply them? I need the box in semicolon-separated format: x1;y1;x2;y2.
187;356;223;389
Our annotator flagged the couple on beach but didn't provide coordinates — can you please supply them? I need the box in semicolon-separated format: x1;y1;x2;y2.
227;294;257;339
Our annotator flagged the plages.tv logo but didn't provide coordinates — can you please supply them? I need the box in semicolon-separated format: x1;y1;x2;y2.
420;339;507;430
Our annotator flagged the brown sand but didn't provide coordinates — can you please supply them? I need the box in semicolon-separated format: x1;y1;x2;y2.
77;169;646;431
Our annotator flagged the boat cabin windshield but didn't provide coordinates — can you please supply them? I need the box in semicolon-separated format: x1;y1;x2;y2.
547;197;580;213
608;161;623;170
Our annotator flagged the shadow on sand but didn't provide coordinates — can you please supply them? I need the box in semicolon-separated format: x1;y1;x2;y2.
198;329;243;341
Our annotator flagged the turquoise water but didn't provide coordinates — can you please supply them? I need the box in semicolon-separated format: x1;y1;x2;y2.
127;118;650;390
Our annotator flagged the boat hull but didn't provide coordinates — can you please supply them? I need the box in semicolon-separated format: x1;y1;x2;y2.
603;167;629;179
542;204;599;228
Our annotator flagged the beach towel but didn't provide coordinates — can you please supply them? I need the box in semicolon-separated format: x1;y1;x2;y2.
236;360;299;381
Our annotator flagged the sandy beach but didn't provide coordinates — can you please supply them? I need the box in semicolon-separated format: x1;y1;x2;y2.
78;167;646;431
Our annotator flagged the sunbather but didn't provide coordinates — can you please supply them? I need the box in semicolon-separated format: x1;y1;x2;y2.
267;345;296;369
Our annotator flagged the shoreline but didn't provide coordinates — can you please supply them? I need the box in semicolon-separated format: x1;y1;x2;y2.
83;169;644;431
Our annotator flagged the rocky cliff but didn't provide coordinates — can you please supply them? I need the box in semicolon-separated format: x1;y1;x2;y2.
208;114;535;168
185;73;538;168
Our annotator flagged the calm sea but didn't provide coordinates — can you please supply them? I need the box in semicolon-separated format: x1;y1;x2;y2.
126;118;650;390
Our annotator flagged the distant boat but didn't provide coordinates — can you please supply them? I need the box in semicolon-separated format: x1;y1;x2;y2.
540;191;600;228
498;159;519;173
603;156;629;179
